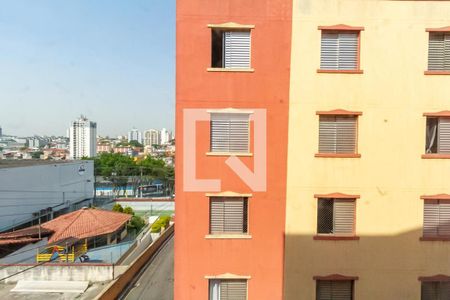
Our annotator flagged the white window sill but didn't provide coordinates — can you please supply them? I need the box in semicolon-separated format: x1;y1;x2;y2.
205;234;252;239
206;152;253;157
207;67;254;73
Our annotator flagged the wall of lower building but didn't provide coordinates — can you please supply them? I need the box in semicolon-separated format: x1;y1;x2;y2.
175;0;292;299
285;0;450;299
0;161;94;232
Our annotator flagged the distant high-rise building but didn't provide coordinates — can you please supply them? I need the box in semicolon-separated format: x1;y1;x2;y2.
0;125;2;137
143;129;160;146
69;115;97;159
160;128;170;145
127;128;142;144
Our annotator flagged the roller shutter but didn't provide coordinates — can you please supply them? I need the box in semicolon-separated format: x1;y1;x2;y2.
211;113;250;153
320;32;358;70
223;31;251;69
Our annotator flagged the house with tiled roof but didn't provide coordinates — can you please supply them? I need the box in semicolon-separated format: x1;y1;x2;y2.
42;207;132;247
0;208;132;259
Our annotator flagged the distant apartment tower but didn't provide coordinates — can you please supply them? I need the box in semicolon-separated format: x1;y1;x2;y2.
160;128;170;145
127;127;142;144
0;125;2;137
69;115;97;159
143;129;160;146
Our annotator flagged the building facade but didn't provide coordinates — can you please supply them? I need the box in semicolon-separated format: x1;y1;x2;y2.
0;160;94;232
175;0;292;299
128;127;143;144
143;129;160;146
160;128;170;145
285;1;450;299
69;115;97;159
176;0;450;299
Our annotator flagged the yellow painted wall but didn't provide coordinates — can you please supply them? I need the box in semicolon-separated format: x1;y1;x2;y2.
285;0;450;299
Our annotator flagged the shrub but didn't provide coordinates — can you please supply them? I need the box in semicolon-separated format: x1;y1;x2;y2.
150;216;171;233
128;215;145;232
112;203;123;213
123;206;134;215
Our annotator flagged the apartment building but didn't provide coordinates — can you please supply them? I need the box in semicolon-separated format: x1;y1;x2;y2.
176;0;450;299
69;115;97;159
175;0;292;299
285;1;450;299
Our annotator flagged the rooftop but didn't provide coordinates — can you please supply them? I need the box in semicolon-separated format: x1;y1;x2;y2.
42;208;132;243
0;160;85;169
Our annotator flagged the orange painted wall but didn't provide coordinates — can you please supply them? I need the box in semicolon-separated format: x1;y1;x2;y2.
175;1;292;299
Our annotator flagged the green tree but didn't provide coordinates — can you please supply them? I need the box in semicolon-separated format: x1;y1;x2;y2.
112;203;123;213
31;151;43;159
129;140;143;148
128;216;145;232
123;206;134;215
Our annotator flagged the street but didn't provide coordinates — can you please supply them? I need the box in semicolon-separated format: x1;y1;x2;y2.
123;235;174;300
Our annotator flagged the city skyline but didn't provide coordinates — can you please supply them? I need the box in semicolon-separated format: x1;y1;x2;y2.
0;0;175;137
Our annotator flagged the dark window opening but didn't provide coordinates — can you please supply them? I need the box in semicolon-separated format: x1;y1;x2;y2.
317;198;334;234
426;117;438;154
211;29;223;68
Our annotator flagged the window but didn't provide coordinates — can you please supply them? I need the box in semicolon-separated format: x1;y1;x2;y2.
210;197;248;234
427;32;450;72
210;113;250;154
423;200;450;238
317;113;359;157
421;281;450;300
211;29;251;69
316;280;354;300
317;25;364;73
317;198;355;236
425;117;450;154
209;279;247;300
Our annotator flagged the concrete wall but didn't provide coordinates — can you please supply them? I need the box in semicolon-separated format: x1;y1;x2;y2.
0;264;112;283
115;200;174;212
285;1;450;299
0;161;94;231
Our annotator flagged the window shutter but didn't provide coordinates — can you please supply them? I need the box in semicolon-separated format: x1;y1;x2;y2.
211;113;249;153
210;199;225;234
332;281;353;300
438;118;450;154
421;282;450;300
422;282;439;300
320;32;339;70
320;32;358;70
319;116;337;153
317;280;353;300
424;200;439;237
224;198;245;233
223;31;251;69
336;116;357;153
220;280;247;300
338;33;358;70
446;34;450;70
428;33;450;71
334;200;355;235
210;197;247;234
438;201;450;236
319;116;356;154
316;281;333;300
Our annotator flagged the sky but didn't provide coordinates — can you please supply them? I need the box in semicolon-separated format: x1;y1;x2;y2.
0;0;175;137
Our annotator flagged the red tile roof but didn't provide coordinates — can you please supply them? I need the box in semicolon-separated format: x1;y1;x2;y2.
42;208;132;243
0;237;42;246
0;226;53;239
